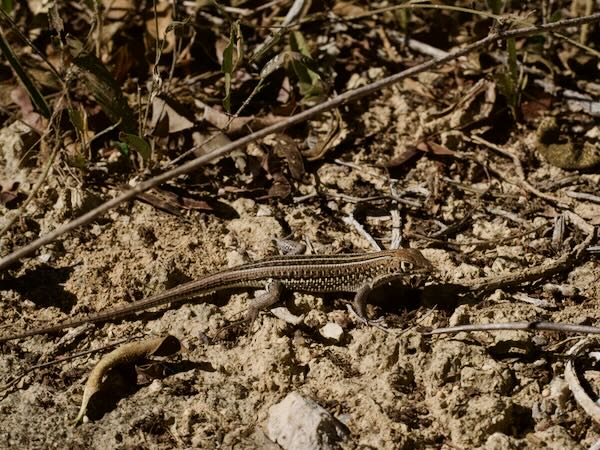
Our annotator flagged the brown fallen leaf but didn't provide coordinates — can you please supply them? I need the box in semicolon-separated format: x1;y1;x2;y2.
267;173;292;199
262;149;292;199
197;100;287;137
0;181;21;208
272;134;305;180
403;78;436;101
67;36;137;134
420;140;456;156
145;0;175;53
10;85;44;130
74;335;181;425
301;109;346;161
201;102;253;134
383;146;419;168
0;190;17;207
102;0;135;20
520;91;553;122
133;189;184;216
129;185;238;219
150;96;195;136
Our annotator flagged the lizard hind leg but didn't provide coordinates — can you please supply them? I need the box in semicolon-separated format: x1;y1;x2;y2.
212;280;285;340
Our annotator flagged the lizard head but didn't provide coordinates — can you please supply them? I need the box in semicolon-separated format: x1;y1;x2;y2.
388;248;433;288
390;248;433;272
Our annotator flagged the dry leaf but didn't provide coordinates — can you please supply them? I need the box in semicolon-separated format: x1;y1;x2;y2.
449;79;496;128
421;140;456;156
150;96;194;135
268;174;292;199
302;109;346;161
0;181;21;207
201;102;253;134
10;86;44;130
145;0;175;53
403;78;436;100
74;335;181;425
273;134;305;180
520;92;553;122
383;146;419;168
67;36;137;134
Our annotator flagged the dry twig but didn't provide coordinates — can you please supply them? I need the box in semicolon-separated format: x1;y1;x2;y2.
461;230;595;293
426;322;600;336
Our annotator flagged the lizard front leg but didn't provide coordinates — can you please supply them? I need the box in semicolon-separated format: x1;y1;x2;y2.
245;279;284;325
352;273;406;325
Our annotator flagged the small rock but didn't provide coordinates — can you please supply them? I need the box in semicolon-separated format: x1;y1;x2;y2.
256;205;273;217
319;323;344;341
38;251;53;263
266;392;349;450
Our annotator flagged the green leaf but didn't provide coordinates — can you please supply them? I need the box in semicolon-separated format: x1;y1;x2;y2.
119;132;151;161
549;10;562;22
222;34;234;113
486;0;503;15
221;21;242;113
395;9;411;31
66;35;136;134
494;36;522;120
495;71;517;119
68;109;85;132
0;24;51;118
222;41;234;74
260;52;287;79
289;32;327;101
69;153;87;169
112;140;129;157
1;0;13;12
506;37;517;82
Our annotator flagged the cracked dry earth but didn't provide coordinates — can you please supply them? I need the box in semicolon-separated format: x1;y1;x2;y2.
1;89;600;449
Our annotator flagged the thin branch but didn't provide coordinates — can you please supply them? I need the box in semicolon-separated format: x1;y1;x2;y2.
342;215;381;251
462;230;595;293
426;321;600;336
566;191;600;204
1;13;600;270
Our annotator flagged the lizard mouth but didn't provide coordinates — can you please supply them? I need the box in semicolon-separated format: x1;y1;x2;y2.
406;270;431;288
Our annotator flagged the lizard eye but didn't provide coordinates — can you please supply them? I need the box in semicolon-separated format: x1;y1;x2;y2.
400;261;413;271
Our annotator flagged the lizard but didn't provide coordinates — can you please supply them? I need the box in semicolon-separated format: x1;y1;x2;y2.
0;248;432;343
